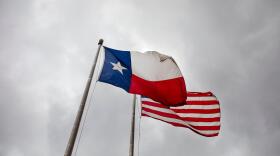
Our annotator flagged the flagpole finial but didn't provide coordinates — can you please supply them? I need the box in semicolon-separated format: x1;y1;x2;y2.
98;39;104;45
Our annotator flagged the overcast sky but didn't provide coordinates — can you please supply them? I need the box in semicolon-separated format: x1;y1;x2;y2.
1;0;280;156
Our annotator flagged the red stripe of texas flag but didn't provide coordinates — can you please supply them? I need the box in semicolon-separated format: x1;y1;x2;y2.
129;75;187;106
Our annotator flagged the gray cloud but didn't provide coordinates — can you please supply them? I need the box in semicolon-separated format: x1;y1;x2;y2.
1;0;280;155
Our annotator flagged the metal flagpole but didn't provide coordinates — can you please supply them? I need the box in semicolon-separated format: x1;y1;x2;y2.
129;95;137;156
64;39;104;156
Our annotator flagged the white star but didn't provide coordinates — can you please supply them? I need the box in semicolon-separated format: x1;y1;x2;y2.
110;61;127;75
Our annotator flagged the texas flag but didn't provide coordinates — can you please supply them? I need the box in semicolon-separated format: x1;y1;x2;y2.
98;46;187;106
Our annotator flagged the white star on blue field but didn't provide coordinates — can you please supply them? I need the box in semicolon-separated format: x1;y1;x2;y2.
110;61;127;75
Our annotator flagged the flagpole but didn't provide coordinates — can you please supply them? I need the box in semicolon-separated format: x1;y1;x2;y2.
64;39;104;156
129;94;137;156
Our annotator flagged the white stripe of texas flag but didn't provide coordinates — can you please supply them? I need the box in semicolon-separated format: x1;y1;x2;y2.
130;51;182;81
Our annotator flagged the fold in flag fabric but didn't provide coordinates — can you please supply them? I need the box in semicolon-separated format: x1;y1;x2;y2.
98;46;187;106
141;92;221;137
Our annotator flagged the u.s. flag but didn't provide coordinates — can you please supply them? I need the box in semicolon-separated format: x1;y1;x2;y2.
141;92;221;137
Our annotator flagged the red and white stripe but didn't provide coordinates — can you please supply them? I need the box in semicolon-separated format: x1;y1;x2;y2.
141;92;221;137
